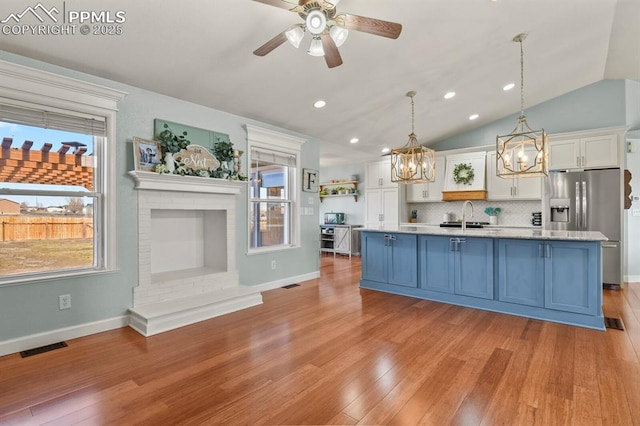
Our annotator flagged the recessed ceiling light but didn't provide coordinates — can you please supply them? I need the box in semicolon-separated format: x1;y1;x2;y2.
503;83;515;91
469;114;479;120
444;91;456;99
313;100;326;108
381;147;390;154
350;138;359;144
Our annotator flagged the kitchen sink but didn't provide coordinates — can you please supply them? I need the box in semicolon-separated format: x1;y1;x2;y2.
439;221;488;229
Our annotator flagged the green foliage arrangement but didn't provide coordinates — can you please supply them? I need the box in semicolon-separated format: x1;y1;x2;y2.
453;163;474;185
484;207;502;216
157;123;190;154
212;138;234;162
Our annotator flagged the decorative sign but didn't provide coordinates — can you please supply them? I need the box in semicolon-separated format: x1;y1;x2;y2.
173;145;220;171
302;168;319;192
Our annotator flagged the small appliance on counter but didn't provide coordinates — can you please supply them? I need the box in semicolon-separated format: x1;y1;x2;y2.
324;212;346;225
531;212;542;227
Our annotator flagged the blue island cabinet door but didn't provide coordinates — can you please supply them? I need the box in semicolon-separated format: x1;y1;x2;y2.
497;239;545;307
418;235;454;293
454;237;494;299
544;241;599;315
361;232;387;283
387;233;418;287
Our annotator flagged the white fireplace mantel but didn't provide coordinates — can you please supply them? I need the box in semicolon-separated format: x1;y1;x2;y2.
128;170;247;194
128;170;261;337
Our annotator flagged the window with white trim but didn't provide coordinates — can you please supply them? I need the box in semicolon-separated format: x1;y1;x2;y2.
0;60;125;283
246;125;305;253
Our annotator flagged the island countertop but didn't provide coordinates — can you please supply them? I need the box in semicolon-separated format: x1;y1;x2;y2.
360;225;608;242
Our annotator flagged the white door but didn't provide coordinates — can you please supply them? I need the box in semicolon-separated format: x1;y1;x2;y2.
365;189;382;228
582;135;618;168
334;227;350;252
425;157;446;201
406;183;428;203
549;138;580;170
381;187;399;227
487;151;515;200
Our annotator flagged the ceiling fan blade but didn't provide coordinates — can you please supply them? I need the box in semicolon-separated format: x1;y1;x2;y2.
321;33;343;68
252;0;301;12
335;13;402;39
253;31;288;56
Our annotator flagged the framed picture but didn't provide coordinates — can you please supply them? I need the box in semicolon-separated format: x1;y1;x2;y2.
133;137;162;172
302;168;319;192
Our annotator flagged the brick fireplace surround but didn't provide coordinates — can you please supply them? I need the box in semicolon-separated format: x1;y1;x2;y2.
128;171;262;336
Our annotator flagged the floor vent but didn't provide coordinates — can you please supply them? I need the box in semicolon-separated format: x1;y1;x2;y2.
20;341;68;358
603;283;621;291
282;284;300;289
604;317;624;331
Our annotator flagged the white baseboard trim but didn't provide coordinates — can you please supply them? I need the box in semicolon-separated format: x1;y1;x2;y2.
0;271;321;356
0;316;129;358
248;271;320;293
624;275;640;283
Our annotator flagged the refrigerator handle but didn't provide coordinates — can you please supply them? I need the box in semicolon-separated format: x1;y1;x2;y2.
575;181;581;228
582;181;587;229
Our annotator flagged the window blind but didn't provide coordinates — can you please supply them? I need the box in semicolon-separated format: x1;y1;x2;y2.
251;147;296;167
0;101;107;136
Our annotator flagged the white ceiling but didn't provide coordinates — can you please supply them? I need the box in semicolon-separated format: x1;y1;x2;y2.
1;0;639;166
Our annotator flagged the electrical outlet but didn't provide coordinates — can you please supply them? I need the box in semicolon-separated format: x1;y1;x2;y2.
271;260;276;270
633;209;640;217
59;294;71;310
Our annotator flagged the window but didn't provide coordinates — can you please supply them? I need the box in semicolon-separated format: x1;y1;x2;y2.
249;148;295;249
246;125;305;253
0;60;125;283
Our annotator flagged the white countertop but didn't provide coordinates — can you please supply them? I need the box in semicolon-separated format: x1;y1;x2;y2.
362;225;608;241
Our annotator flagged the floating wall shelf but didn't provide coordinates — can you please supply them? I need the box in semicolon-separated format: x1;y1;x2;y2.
319;180;359;202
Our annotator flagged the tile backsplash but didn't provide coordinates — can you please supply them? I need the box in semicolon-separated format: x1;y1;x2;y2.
409;200;543;227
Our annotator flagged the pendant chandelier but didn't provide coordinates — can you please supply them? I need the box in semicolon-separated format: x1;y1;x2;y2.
496;33;548;178
391;91;436;184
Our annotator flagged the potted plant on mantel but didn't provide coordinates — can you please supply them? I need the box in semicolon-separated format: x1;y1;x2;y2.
157;123;190;173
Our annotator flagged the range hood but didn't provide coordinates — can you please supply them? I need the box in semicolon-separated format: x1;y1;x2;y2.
442;151;487;201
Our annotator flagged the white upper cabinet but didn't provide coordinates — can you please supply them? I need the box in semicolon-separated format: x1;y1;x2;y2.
549;132;619;170
366;157;395;188
406;156;446;202
487;150;542;200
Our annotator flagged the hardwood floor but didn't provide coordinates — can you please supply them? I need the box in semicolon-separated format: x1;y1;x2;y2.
0;255;639;425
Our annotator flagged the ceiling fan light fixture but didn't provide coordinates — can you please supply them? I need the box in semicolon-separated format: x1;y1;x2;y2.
307;36;325;56
329;25;349;47
285;25;305;48
306;9;327;35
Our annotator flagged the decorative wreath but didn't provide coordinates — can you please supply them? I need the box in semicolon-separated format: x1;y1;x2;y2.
453;163;474;185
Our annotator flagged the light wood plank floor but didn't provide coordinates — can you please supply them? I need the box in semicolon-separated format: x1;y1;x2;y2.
1;255;639;425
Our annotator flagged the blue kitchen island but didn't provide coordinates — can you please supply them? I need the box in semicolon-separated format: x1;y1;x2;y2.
360;226;608;330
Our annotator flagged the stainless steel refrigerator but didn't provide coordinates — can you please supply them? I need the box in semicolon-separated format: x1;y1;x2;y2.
544;168;622;287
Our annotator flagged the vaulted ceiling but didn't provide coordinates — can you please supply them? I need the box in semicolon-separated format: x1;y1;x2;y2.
1;0;638;166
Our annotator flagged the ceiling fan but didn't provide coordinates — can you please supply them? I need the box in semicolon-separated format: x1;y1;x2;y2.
252;0;402;68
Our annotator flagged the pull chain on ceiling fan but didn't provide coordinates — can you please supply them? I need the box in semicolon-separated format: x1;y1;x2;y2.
252;0;402;68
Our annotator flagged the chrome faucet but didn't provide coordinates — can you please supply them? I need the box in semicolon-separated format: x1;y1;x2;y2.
461;200;474;231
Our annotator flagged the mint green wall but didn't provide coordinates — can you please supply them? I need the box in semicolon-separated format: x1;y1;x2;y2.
625;80;640;130
430;80;627;151
0;51;320;341
319;163;366;226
